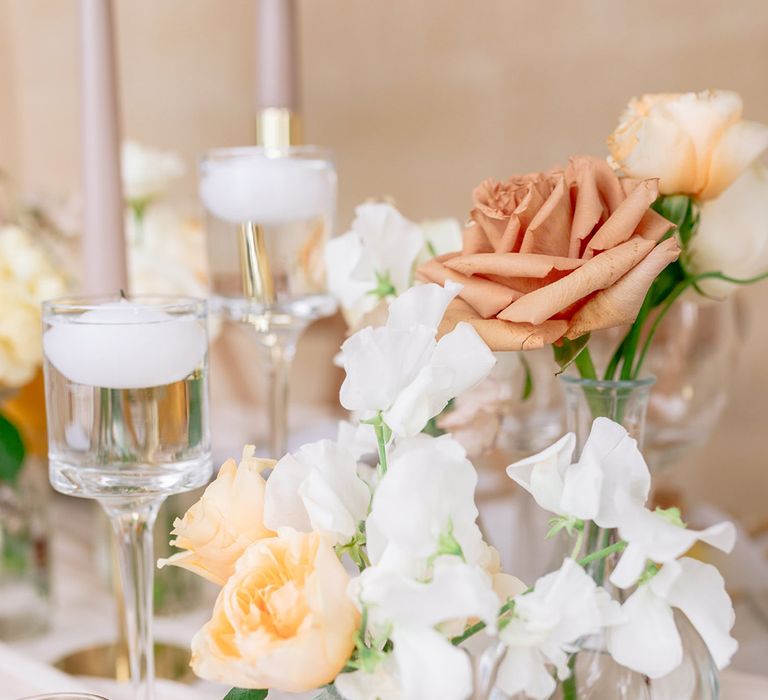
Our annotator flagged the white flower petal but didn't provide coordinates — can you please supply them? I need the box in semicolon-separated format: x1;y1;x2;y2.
335;656;404;700
652;558;738;670
339;325;436;412
614;506;736;587
506;433;576;514
496;646;556;700
561;417;650;527
689;163;768;295
367;435;482;566
386;280;462;332
606;582;682;678
701;119;768;199
349;203;425;293
392;626;473;700
325;231;375;311
264;440;369;545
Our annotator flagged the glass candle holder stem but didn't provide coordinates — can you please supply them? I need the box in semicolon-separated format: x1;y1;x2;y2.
255;334;297;459
101;497;163;700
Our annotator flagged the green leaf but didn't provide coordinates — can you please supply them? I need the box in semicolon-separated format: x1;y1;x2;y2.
223;689;268;700
519;353;533;401
313;686;343;700
552;333;591;374
652;194;700;248
0;411;25;484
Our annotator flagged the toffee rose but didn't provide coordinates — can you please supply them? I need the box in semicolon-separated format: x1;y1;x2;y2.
418;156;680;351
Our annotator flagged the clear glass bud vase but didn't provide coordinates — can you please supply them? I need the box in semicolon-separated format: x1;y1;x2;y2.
475;375;720;700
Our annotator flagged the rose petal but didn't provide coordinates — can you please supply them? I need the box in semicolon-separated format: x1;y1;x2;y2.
438;298;568;351
565;236;680;339
584;179;660;257
445;252;584;279
418;257;522;318
700;119;768;199
498;237;655;325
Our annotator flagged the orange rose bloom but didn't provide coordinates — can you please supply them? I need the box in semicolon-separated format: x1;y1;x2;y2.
418;156;680;351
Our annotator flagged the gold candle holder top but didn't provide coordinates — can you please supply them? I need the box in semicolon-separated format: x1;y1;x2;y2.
255;107;302;148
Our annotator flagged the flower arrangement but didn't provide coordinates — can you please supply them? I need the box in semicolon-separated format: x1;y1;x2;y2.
162;281;737;699
160;89;766;698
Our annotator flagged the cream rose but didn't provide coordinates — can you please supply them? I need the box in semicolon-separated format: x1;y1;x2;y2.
158;446;275;585
608;90;768;200
190;529;359;692
687;163;768;296
418;156;679;350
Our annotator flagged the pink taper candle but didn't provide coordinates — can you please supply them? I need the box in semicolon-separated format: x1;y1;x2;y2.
255;0;299;111
79;0;128;295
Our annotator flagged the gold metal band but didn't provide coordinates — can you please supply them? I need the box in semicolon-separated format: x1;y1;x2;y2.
255;107;302;148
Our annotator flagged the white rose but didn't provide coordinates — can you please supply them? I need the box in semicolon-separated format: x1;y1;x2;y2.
608;90;768;200
687;163;768;296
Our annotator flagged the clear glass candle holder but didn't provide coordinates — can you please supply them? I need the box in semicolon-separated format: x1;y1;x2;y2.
42;295;213;700
199;146;338;459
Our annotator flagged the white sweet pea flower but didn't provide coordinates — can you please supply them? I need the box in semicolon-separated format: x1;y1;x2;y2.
506;418;650;527
610;505;736;589
607;558;737;678
263;439;370;546
325;203;425;326
366;434;484;571
338;557;499;700
339;281;496;437
121;140;185;205
496;558;622;700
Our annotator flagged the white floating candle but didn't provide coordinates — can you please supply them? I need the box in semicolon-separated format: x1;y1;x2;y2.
43;301;207;389
199;154;334;225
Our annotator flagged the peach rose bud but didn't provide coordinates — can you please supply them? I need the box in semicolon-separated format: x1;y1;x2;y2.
157;446;276;586
190;530;360;693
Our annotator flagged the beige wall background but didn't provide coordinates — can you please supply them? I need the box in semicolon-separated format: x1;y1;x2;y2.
1;0;767;521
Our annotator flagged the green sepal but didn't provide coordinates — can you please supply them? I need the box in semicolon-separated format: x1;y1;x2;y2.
552;333;591;375
652;194;699;248
0;411;25;484
222;689;268;700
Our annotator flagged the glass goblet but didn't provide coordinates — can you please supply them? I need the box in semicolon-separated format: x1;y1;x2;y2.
42;295;212;700
199;146;338;458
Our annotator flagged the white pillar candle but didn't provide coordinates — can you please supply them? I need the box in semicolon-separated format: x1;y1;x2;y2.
43;301;207;389
199;154;335;225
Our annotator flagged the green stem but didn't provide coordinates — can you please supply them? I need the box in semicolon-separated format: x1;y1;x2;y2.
603;335;626;381
573;346;597;380
374;422;388;478
562;655;577;700
619;291;653;380
577;540;626;567
632;269;768;380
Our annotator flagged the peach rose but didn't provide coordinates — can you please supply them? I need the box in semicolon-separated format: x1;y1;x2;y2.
608;90;768;200
157;446;275;585
190;529;359;692
418;156;680;351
